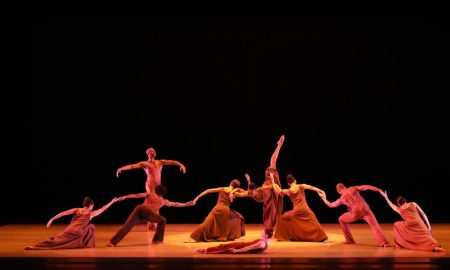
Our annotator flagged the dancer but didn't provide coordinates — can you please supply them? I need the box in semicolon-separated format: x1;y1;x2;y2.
107;185;193;246
25;196;120;250
319;183;391;247
272;174;328;242
194;230;271;254
116;147;186;193
190;179;245;242
116;147;186;230
379;190;445;252
232;135;285;237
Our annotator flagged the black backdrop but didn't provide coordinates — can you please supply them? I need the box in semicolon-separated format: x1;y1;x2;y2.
4;4;449;225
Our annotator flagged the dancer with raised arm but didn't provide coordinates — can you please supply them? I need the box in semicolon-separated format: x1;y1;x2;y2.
194;230;271;254
25;197;121;250
190;179;245;242
319;183;391;247
116;147;186;230
379;190;445;252
232;135;285;237
107;185;193;246
272;174;328;242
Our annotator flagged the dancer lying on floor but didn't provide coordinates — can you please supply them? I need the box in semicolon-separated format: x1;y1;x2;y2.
194;230;271;254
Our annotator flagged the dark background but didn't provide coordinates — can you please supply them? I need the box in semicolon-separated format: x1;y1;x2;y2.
4;4;449;225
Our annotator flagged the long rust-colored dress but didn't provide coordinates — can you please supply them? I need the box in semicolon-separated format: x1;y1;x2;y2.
26;211;95;250
274;185;328;241
190;188;245;242
394;202;443;251
202;239;268;254
250;171;283;235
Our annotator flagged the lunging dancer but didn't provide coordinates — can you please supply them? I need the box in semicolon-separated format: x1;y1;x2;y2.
116;147;186;230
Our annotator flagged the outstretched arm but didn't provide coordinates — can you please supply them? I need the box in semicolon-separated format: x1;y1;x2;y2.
164;199;194;207
269;135;285;169
379;190;400;214
415;202;432;233
232;191;249;198
46;208;78;228
90;197;122;219
193;188;223;204
301;184;325;196
355;185;381;192
230;240;266;253
160;160;187;174
116;162;145;177
319;193;342;208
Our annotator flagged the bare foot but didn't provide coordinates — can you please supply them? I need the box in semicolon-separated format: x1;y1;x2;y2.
106;242;117;247
379;242;394;247
342;241;355;245
433;247;446;252
152;241;163;244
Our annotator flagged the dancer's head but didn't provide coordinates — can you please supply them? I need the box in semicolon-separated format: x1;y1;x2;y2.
248;182;257;191
286;174;297;186
396;196;406;206
262;229;273;240
83;197;94;210
155;185;168;197
146;147;157;159
265;167;279;180
230;179;241;189
247;182;257;196
336;183;346;194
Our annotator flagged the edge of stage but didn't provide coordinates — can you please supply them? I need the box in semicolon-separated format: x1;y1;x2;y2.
1;224;449;269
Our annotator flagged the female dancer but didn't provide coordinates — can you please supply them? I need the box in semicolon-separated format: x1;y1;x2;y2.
380;190;445;252
272;174;328;242
194;230;271;254
25;196;121;250
190;179;245;242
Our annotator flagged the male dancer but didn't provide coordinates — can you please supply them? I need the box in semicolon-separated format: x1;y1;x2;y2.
319;183;391;247
116;147;186;230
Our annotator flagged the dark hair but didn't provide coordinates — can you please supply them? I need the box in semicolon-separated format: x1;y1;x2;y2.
286;174;296;185
155;185;168;197
230;179;241;188
83;197;94;207
264;229;274;238
248;182;256;190
396;196;406;206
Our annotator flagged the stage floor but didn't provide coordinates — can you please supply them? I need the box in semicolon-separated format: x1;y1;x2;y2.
1;223;449;269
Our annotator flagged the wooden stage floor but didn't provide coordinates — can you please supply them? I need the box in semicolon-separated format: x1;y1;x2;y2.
1;223;449;269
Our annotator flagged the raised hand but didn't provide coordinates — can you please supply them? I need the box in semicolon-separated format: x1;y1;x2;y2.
180;164;187;174
116;169;122;177
245;173;251;183
277;135;285;145
46;219;53;228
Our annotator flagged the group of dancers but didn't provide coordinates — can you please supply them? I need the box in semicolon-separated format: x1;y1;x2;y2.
25;135;445;253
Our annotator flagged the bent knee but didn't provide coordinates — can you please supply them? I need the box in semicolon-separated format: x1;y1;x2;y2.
159;216;167;224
